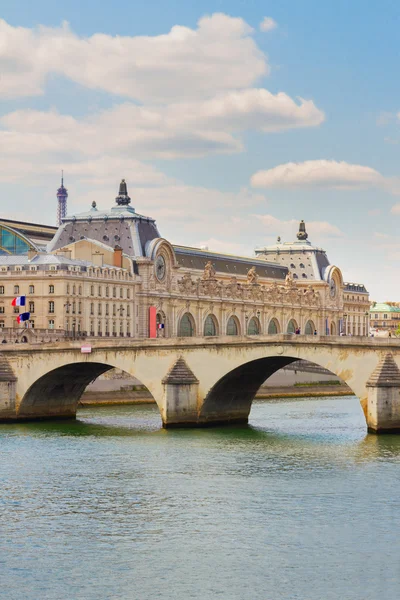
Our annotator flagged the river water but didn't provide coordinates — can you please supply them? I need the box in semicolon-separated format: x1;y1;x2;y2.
1;396;399;600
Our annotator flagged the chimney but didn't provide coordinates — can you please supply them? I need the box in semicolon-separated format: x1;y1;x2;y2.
113;246;123;268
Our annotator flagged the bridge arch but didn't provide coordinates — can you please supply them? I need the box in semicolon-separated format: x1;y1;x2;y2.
198;352;362;427
17;359;162;421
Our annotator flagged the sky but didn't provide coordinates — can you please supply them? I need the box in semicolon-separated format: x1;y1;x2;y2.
1;0;400;300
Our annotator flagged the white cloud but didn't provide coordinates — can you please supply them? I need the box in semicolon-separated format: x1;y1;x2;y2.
0;89;324;168
173;89;324;132
260;17;278;32
0;15;267;102
251;159;400;194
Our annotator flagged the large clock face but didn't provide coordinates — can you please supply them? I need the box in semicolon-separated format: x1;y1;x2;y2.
329;279;337;298
155;255;166;281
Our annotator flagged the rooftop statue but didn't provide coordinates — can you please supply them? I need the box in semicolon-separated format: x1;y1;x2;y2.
202;260;216;280
247;266;259;284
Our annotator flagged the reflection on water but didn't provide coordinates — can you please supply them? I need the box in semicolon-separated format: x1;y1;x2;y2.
1;396;399;600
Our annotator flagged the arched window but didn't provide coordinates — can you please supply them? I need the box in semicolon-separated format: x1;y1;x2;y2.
248;317;260;335
227;316;239;335
287;319;297;334
305;320;315;335
204;314;218;336
178;313;195;337
268;318;280;334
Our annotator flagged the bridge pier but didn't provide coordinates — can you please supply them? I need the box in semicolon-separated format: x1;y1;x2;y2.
161;358;200;427
0;355;17;420
366;353;400;433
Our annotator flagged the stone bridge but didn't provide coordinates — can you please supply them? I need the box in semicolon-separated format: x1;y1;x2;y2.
1;335;400;433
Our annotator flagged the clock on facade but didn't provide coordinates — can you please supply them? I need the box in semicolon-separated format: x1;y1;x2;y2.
329;279;337;298
155;255;166;281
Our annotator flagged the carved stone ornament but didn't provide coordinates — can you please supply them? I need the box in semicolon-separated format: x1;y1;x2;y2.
178;272;196;294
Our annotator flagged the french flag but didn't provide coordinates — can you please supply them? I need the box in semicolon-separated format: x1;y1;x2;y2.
17;312;30;324
12;296;26;307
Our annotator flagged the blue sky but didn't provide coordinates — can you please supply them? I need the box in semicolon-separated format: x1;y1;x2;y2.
1;0;400;299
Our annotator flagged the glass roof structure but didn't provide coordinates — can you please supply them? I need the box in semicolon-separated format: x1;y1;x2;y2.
0;224;38;255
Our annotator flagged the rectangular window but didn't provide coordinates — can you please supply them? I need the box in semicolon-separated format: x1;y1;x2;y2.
384;314;388;319
29;285;34;294
14;285;19;294
49;285;54;294
0;286;4;295
14;306;19;314
29;320;35;328
49;301;55;314
29;302;35;313
0;307;4;314
48;320;55;329
0;320;4;328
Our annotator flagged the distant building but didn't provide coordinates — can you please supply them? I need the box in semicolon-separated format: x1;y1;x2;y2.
343;283;370;336
370;302;400;334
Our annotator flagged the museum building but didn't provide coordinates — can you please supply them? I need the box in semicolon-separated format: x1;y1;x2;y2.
0;180;369;340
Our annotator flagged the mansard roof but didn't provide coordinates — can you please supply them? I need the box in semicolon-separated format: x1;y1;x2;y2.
254;220;331;282
173;245;288;280
47;181;160;258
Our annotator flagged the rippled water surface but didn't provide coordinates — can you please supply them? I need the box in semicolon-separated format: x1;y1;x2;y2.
1;396;400;600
